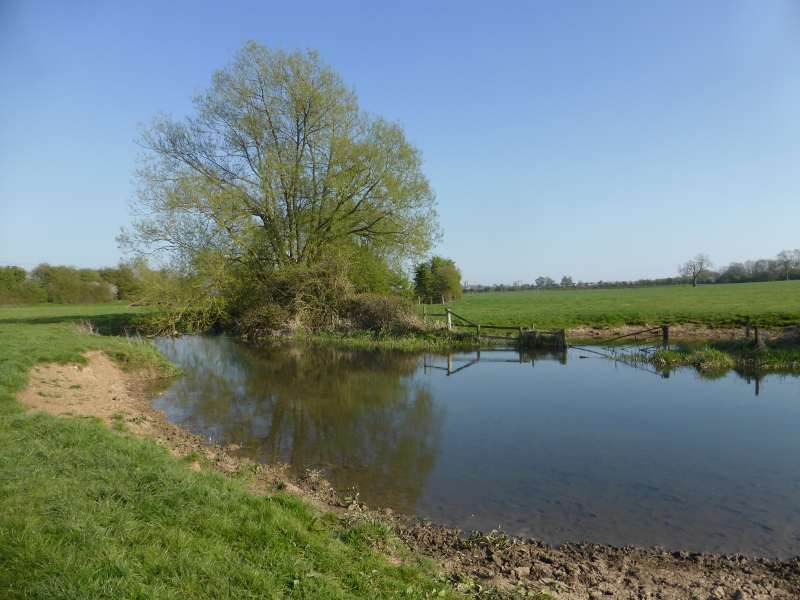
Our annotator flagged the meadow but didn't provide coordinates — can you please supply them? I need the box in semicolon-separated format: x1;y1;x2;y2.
0;303;456;599
432;281;800;331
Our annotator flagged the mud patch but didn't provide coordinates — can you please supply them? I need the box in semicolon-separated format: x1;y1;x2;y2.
17;351;800;600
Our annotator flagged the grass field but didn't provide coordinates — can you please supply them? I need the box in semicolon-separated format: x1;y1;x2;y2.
0;303;458;600
431;281;800;331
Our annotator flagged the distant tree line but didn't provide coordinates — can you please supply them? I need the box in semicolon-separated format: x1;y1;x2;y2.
464;248;800;293
0;263;143;306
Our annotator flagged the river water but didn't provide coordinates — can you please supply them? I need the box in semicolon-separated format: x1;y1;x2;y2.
151;335;800;559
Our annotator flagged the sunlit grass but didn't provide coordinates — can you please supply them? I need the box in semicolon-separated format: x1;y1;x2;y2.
653;339;800;372
432;281;800;331
0;303;458;599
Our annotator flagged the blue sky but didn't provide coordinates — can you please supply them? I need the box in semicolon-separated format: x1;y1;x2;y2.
1;0;799;284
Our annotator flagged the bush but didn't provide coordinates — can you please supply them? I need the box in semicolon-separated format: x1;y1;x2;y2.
235;303;291;339
264;261;355;330
0;266;45;305
346;294;421;333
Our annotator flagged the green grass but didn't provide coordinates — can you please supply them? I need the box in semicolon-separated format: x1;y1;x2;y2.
0;303;459;599
653;338;800;372
433;281;800;331
310;329;483;351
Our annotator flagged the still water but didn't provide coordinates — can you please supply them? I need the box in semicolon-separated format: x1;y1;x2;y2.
151;336;800;559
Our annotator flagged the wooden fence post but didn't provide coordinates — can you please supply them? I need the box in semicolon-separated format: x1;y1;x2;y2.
446;308;452;332
422;304;427;324
661;325;669;349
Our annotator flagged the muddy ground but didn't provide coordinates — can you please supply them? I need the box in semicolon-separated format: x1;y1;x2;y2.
17;347;800;600
565;323;787;343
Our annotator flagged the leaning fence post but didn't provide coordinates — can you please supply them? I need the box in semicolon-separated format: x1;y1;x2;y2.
661;325;669;349
446;308;452;332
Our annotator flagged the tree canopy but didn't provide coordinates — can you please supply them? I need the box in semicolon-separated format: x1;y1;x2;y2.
120;42;440;287
413;256;462;303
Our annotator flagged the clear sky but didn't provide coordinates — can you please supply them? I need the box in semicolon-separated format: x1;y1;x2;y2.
2;0;799;285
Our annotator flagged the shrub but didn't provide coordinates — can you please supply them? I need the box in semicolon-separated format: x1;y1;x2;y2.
235;303;291;339
346;294;421;333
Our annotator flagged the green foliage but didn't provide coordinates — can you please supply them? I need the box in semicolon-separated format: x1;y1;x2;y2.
653;338;800;372
120;42;439;320
0;266;44;305
341;243;409;296
29;264;115;304
234;303;291;338
414;256;462;303
98;262;144;300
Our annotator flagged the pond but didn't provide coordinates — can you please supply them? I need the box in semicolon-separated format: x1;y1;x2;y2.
151;335;800;559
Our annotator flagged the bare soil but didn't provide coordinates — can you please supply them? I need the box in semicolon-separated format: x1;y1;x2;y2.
17;351;800;600
567;324;748;342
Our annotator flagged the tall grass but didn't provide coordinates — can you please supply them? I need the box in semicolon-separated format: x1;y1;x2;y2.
0;303;458;599
653;339;800;372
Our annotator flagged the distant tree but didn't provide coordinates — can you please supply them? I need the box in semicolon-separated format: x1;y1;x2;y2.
0;266;26;289
535;276;555;288
560;276;574;287
30;264;114;304
413;256;462;303
98;262;146;300
775;249;800;281
744;259;776;278
0;266;44;305
678;253;713;287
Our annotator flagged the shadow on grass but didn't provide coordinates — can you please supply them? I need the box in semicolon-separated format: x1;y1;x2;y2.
0;305;141;331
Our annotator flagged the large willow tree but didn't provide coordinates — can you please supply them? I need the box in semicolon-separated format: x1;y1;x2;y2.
120;42;440;289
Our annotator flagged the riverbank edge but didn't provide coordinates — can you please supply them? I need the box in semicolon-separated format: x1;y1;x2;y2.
14;349;800;600
296;323;800;372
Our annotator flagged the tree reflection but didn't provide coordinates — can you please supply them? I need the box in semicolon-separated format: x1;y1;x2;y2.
153;337;443;514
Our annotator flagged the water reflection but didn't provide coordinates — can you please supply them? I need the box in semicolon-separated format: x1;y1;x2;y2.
152;337;443;513
152;336;800;559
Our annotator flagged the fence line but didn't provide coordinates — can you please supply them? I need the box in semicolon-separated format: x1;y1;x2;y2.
422;306;567;348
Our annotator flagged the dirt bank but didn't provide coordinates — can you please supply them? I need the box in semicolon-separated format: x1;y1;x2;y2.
566;323;780;342
18;351;800;600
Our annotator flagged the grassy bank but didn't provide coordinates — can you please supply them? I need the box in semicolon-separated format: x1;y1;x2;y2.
652;338;800;373
309;329;483;352
434;281;800;331
0;304;457;599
